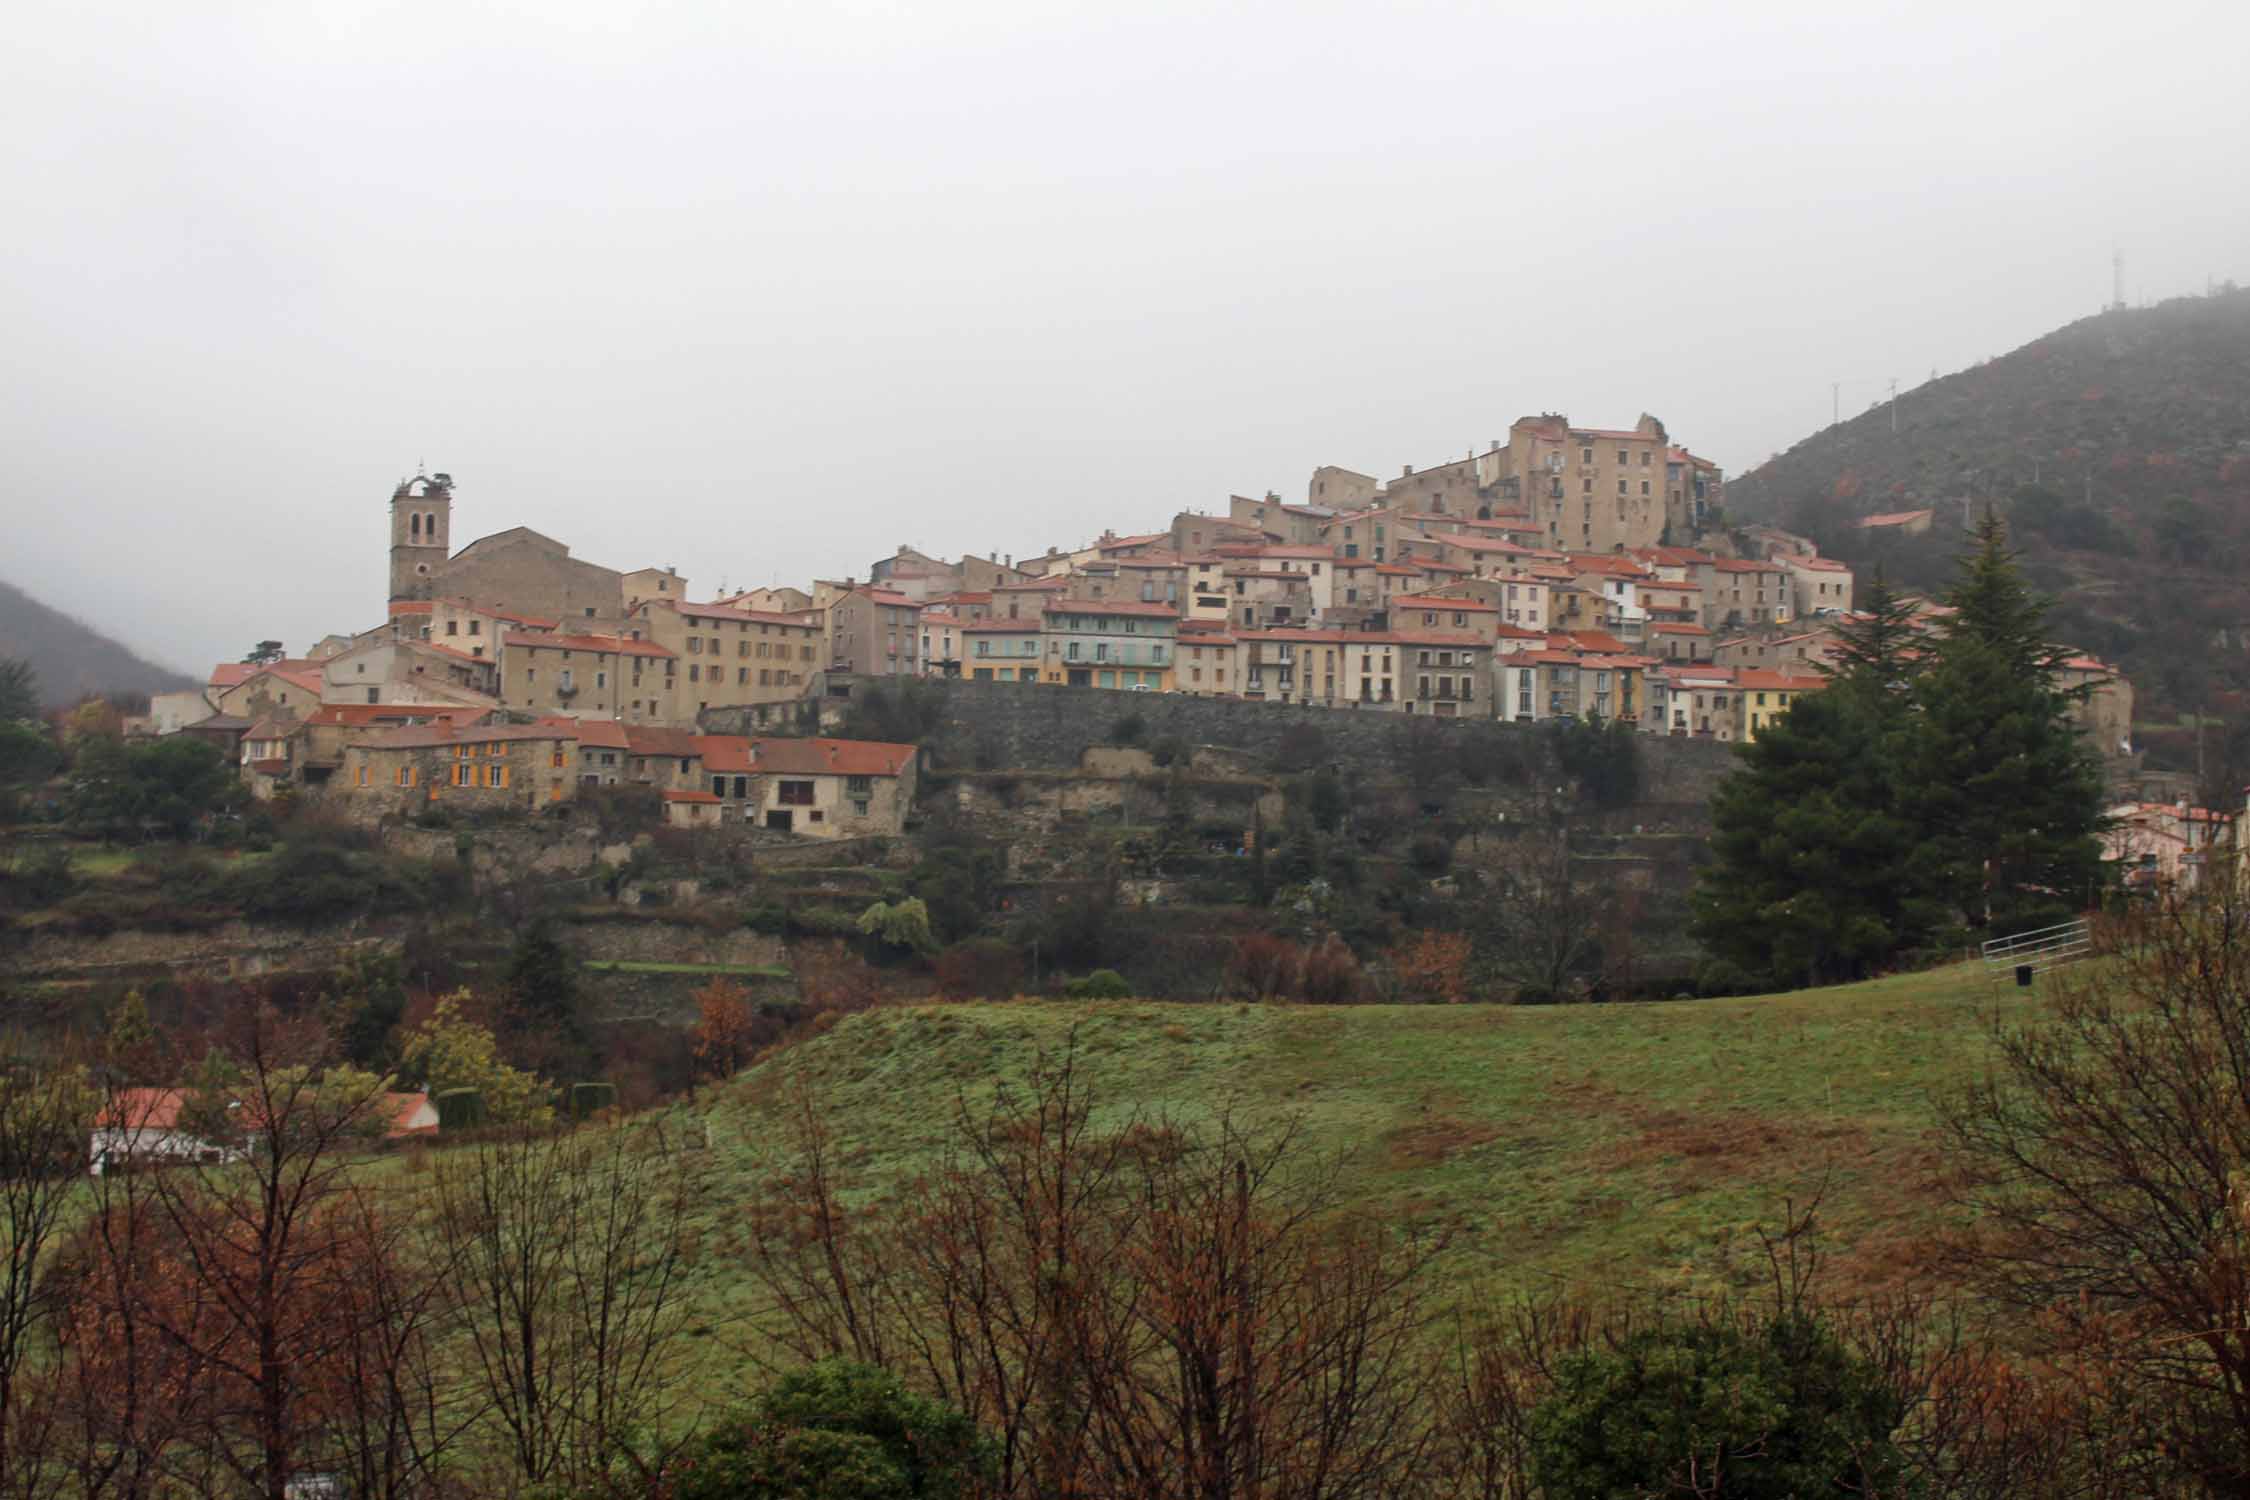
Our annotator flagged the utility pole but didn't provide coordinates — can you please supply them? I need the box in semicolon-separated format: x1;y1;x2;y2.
1889;378;1900;434
1831;382;1840;427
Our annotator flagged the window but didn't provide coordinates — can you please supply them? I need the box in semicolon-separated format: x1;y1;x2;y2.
846;775;873;795
778;780;815;806
851;798;870;816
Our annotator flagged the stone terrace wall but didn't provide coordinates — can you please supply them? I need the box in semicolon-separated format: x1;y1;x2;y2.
709;678;1738;807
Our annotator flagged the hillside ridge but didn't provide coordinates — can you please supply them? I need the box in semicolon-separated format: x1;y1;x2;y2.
1724;287;2250;723
0;577;195;707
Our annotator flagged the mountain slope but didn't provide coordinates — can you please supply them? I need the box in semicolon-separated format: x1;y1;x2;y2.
0;578;196;708
1727;287;2250;724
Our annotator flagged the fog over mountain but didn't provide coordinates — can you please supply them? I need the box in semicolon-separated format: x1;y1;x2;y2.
5;0;2245;672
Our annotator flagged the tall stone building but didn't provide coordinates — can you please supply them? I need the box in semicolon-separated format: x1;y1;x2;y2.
1308;413;1722;553
384;471;684;626
389;473;454;601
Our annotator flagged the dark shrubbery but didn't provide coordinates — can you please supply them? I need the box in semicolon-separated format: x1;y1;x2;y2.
1061;969;1132;1000
1529;1312;1905;1499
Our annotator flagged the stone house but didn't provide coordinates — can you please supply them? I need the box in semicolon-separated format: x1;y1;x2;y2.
1782;555;1855;617
827;587;922;676
1175;622;1240;696
209;663;327;724
962;622;1044;682
1735;669;1824;742
320;639;499;708
1038;601;1177;689
339;722;584;813
501;632;679;723
632;598;819;714
702;737;919;837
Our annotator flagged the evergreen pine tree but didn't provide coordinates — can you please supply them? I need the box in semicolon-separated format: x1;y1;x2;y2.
1691;680;1940;988
1907;512;2107;933
1821;568;1922;692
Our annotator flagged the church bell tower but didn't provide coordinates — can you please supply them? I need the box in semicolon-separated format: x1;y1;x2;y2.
388;472;453;602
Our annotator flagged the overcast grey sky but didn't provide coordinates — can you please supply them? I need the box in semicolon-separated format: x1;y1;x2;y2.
6;0;2247;672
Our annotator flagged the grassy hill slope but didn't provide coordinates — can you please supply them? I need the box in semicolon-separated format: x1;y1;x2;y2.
691;963;2014;1329
0;577;195;708
1725;287;2250;726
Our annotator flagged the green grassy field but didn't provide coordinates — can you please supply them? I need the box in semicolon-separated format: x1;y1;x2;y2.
690;961;2024;1320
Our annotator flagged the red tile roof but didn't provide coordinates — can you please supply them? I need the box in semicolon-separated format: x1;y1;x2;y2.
747;737;916;777
303;704;491;728
364;722;578;750
388;601;434;616
551;717;629;749
623;725;701;758
1047;600;1181;619
504;632;674;659
1735;669;1826;692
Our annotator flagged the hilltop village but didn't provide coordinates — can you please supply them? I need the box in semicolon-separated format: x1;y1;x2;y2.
148;411;2140;836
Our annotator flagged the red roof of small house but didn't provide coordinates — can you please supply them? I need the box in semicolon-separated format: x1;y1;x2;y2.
550;717;629;749
623;725;701;758
303;704;491;728
919;611;969;628
1735;669;1826;692
1855;508;1934;528
1712;559;1785;574
693;736;755;774
662;788;723;804
1492;623;1548;640
1648;622;1712;636
1554;630;1630;653
364;722;578;751
850;589;919;609
1789;556;1852;572
1095;532;1170;551
419;642;486;665
388;600;435;617
746;737;917;777
100;1088;436;1138
211;662;324;697
1045;600;1181;619
504;632;675;659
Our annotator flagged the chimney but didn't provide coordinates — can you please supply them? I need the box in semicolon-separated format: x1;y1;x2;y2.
1402;464;1414;478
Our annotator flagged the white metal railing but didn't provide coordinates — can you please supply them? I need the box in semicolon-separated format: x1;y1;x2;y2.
1982;918;2094;976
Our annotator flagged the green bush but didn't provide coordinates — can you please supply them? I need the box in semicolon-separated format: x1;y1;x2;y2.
1061;969;1132;1000
1109;711;1146;746
434;1088;487;1131
1149;734;1188;768
602;1359;992;1500
1696;958;1760;997
1529;1313;1904;1499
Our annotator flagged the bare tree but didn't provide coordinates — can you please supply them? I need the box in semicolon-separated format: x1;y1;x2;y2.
1471;812;1614;1001
1942;876;2250;1496
0;1065;94;1498
434;1121;693;1493
120;1011;397;1500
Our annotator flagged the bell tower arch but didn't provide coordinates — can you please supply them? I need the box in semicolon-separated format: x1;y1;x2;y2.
388;472;454;602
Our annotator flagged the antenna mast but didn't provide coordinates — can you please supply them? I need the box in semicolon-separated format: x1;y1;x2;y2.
2111;248;2125;311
